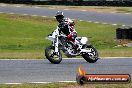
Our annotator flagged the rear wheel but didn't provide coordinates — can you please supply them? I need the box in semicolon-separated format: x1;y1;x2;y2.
82;45;99;63
45;45;62;64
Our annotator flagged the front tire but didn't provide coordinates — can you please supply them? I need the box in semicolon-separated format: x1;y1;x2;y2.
82;45;99;63
45;45;62;64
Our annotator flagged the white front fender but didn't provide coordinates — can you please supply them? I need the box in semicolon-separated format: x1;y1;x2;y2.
80;48;92;53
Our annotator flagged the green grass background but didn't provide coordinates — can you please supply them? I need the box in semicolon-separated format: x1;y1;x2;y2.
0;82;132;88
0;13;132;59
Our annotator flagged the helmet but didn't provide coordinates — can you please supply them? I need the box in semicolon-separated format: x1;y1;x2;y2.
55;11;64;23
55;11;64;17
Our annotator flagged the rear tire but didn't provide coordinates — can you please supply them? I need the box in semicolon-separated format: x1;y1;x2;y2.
45;45;62;64
82;45;99;63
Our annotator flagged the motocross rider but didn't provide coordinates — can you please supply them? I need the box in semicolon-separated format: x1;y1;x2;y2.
55;11;79;51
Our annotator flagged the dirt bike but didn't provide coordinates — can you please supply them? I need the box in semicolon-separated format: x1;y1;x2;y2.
45;26;99;64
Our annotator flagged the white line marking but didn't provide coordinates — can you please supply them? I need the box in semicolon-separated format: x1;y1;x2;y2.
0;58;83;60
1;81;76;84
9;13;14;14
122;25;126;27
64;9;69;10
125;13;131;14
63;58;83;60
4;83;22;84
94;22;99;24
79;20;83;21
81;10;87;11
42;16;47;17
0;12;4;13
35;7;40;8
112;24;117;26
101;57;132;59
30;82;52;84
102;23;107;24
58;81;76;83
111;12;116;13
110;12;131;15
31;15;38;17
23;14;28;16
0;57;132;61
30;81;76;84
16;6;21;7
88;21;92;22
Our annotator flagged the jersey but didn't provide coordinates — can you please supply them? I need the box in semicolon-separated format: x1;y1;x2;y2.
58;18;76;36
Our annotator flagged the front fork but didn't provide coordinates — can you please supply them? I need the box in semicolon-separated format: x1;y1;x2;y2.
53;35;59;55
80;45;95;56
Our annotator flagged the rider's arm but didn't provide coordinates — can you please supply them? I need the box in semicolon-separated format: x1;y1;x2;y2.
58;21;68;32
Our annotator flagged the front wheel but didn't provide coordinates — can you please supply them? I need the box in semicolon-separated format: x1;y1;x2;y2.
82;45;99;63
45;45;62;64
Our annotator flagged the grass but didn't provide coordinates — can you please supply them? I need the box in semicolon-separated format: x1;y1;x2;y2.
0;13;132;59
0;82;132;88
0;14;54;51
116;7;132;13
0;83;75;88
